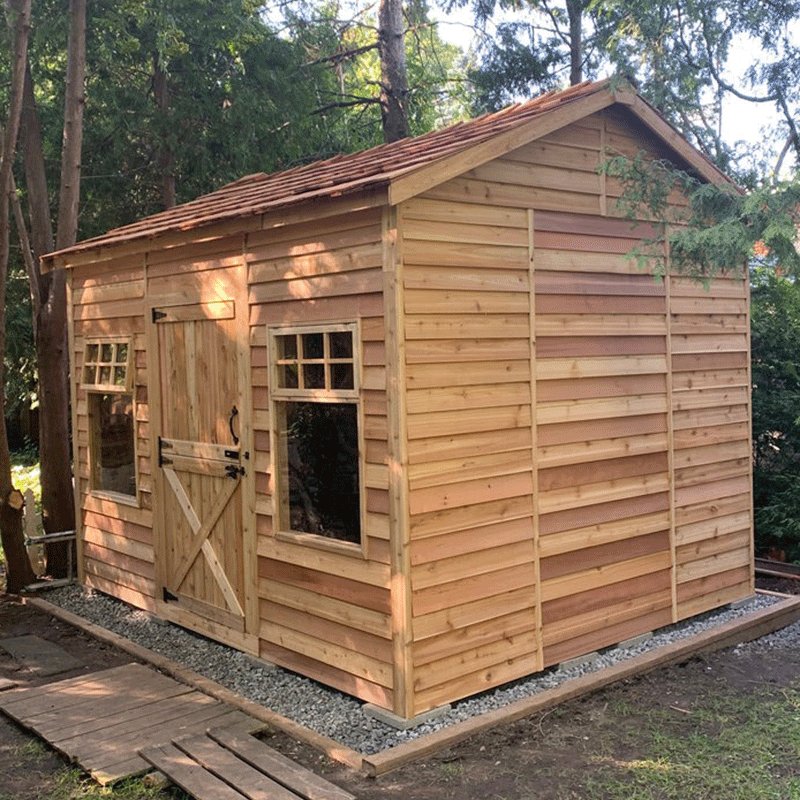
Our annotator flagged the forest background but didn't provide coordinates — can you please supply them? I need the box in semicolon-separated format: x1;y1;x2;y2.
2;0;800;588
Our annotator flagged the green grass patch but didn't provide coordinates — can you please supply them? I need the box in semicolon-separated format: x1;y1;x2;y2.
578;685;800;800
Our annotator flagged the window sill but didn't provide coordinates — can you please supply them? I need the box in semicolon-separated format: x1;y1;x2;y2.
275;529;366;558
90;490;140;509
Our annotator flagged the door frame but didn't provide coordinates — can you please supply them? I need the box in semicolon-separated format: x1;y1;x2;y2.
147;292;258;655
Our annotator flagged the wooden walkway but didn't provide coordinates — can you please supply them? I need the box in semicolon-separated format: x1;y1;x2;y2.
140;726;356;800
0;663;261;784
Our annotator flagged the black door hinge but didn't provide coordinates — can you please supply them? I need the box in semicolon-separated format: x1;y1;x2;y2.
158;437;173;467
152;308;167;322
162;587;178;603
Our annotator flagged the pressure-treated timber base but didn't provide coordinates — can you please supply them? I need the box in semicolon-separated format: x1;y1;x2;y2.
363;702;452;731
362;594;800;775
27;592;800;777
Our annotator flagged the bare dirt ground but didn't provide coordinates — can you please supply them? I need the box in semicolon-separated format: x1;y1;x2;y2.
2;584;800;800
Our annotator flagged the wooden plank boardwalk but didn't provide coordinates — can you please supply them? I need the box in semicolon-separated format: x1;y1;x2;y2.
140;726;356;800
0;663;262;784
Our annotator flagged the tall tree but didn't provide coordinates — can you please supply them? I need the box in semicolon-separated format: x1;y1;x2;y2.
15;0;85;579
456;0;616;111
285;0;464;151
378;0;409;141
0;0;36;592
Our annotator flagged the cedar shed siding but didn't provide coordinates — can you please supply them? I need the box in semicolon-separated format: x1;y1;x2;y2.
48;80;753;720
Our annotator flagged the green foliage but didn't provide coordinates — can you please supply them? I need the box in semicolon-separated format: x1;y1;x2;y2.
282;0;468;153
600;152;800;280
4;261;36;419
751;272;800;559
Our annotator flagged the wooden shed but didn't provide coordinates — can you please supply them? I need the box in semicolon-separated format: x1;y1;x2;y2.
44;79;753;722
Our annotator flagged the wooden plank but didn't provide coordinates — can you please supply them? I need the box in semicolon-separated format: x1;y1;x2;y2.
209;727;356;800
259;621;393;688
539;511;670;558
536;394;667;424
408;450;534;492
403;264;528;293
536;355;667;380
139;743;247;800
406;382;530;414
404;217;528;247
537;432;668;469
260;581;391;639
536;313;666;337
406;360;529;389
537;472;669;515
407;427;531;465
410;517;532;566
174;735;299;800
540;551;672;602
407;404;531;440
412;585;535;642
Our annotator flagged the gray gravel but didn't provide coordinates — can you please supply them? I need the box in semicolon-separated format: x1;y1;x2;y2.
42;585;786;755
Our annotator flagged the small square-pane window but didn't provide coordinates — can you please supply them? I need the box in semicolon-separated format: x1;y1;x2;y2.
330;363;354;390
83;339;130;389
302;333;324;360
278;363;299;389
303;364;325;389
277;334;297;360
329;331;353;359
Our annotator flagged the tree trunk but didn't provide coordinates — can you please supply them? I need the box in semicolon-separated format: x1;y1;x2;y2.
566;0;583;85
18;0;84;579
56;0;86;250
21;60;74;576
377;0;408;143
153;54;176;209
0;0;36;593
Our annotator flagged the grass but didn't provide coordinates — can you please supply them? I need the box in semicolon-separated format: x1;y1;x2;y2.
574;684;800;800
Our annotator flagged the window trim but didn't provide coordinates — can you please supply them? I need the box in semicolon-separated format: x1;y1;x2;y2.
83;336;139;506
267;321;367;556
81;338;134;393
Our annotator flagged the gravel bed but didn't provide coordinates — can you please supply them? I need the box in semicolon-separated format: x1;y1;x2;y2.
43;586;784;755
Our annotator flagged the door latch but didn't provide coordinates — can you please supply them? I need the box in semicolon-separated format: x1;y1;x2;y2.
225;464;245;479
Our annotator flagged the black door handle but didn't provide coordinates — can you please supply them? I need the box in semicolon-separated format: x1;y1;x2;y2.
228;405;239;445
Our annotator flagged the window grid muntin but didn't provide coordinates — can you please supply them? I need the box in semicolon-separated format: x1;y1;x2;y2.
272;325;358;398
82;339;132;391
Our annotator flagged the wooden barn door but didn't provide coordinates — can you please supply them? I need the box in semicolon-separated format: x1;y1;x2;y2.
150;300;252;649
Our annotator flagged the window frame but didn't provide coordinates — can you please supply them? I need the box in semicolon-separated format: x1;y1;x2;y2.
81;338;134;393
83;337;139;507
268;322;367;556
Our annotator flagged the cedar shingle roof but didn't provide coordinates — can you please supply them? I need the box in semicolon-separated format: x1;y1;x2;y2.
47;80;615;262
45;78;729;265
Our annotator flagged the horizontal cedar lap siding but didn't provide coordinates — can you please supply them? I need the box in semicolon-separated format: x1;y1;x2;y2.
249;207;396;710
71;255;156;611
402;109;751;715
